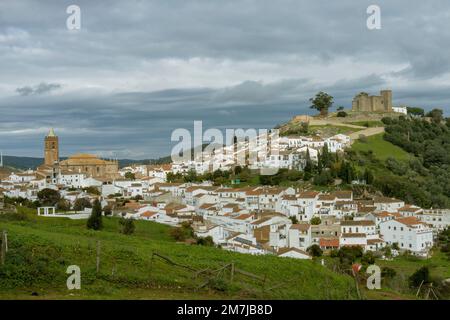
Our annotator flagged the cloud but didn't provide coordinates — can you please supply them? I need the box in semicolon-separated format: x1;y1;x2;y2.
16;82;62;96
0;1;450;158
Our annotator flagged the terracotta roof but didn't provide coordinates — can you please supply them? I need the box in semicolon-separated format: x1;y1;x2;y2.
398;205;422;212
367;239;384;244
234;213;254;220
341;233;367;238
319;238;339;248
395;217;426;227
318;194;336;201
298;191;319;199
140;211;158;218
290;224;311;232
340;220;375;226
253;225;270;242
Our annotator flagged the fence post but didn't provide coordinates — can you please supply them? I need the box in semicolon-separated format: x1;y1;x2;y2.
230;263;235;283
96;241;101;273
1;230;7;265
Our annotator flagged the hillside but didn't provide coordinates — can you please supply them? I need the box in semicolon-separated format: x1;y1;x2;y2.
0;209;358;299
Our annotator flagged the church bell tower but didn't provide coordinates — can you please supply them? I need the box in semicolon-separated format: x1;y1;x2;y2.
44;128;59;166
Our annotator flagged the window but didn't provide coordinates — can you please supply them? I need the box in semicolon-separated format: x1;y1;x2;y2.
401;227;403;231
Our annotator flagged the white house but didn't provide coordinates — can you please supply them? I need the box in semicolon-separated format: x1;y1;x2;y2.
379;217;433;254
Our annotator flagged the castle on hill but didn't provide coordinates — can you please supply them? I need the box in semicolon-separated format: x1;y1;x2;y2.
352;90;393;113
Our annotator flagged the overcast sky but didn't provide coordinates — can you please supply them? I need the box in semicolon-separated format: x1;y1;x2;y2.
1;0;450;159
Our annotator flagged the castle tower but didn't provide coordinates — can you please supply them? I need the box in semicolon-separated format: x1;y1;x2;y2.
44;128;59;166
380;90;393;112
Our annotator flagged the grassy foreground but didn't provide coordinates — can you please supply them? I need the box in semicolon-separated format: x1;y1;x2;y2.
0;210;358;300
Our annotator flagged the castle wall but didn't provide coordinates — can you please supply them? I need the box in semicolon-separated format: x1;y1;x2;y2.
352;90;393;112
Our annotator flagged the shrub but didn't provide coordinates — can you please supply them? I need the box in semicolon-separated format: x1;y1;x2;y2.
196;236;214;246
409;266;430;288
119;218;135;235
86;199;103;231
307;244;323;257
381;267;397;279
361;252;375;265
103;206;113;216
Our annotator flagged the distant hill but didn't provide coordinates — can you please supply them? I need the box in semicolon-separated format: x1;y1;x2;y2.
1;156;44;170
1;155;172;171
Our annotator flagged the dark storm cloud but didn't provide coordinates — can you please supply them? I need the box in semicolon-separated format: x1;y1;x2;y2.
0;0;450;158
16;82;62;96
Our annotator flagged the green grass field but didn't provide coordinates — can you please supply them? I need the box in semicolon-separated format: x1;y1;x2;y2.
0;209;358;300
351;133;411;162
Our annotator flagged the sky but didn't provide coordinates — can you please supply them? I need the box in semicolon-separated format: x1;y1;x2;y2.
1;0;450;159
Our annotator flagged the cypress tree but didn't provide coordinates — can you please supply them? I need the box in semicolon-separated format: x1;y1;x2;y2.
87;199;103;230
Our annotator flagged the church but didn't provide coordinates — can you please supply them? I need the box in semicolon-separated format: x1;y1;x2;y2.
39;129;119;179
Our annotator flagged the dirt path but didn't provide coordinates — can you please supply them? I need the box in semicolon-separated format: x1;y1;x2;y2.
309;119;367;129
349;127;385;140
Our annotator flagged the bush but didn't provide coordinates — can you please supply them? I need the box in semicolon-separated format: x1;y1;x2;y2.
381;267;397;279
37;188;60;206
86;199;103;231
103;205;113;216
196;236;214;246
409;266;430;288
307;244;323;257
74;198;92;211
310;217;321;225
119;218;135;235
361;252;375;265
337;111;348;117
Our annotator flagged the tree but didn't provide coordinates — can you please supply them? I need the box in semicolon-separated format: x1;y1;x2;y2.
37;188;60;206
361;251;375;265
84;186;100;195
289;215;299;224
124;172;136;180
307;244;323;257
170;221;194;241
87;199;103;230
409;266;430;288
74;197;92;211
103;205;112;216
310;91;334;116
197;236;214;246
426;108;444;124
406;106;424;117
310;217;321;225
363;168;374;185
119;217;135;235
56;199;71;212
381;267;397;279
303;149;314;180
